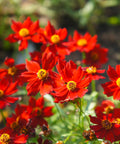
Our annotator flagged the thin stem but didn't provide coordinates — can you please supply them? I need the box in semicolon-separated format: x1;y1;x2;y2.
0;109;6;125
91;80;96;92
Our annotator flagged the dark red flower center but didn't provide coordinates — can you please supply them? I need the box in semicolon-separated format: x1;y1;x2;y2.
77;39;87;46
20;127;28;135
51;34;60;44
33;107;42;116
19;28;29;37
101;119;112;130
116;78;120;87
0;133;10;143
8;66;17;76
37;69;48;80
86;66;97;74
91;52;99;61
0;90;4;98
67;81;76;91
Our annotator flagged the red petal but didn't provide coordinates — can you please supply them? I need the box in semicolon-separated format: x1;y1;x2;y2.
26;60;40;72
4;57;15;67
18;40;28;51
11;20;22;32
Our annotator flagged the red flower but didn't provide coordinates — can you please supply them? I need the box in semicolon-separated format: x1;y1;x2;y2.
0;127;28;144
6;17;41;51
0;57;26;86
95;100;115;114
90;110;120;142
27;96;54;128
102;65;120;100
0;78;18;109
83;66;105;80
6;104;31;136
22;52;58;96
68;30;97;52
39;21;70;59
83;44;108;68
29;51;42;64
52;60;90;103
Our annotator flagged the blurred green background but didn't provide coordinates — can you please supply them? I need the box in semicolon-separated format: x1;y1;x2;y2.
0;0;120;65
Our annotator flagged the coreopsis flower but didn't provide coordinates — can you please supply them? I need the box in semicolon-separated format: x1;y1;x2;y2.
83;129;96;141
0;78;18;109
0;127;28;144
6;17;41;51
0;57;26;86
22;52;58;96
52;60;90;103
102;65;120;100
95;100;115;114
68;30;97;52
27;96;54;128
39;21;70;59
90;110;120;142
6;104;33;137
83;66;105;80
56;141;64;144
83;44;108;68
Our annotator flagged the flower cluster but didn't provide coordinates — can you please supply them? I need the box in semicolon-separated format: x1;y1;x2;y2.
1;16;120;143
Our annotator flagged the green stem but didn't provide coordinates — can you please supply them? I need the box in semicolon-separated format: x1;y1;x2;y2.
55;103;64;121
91;80;96;92
0;109;6;125
82;52;86;67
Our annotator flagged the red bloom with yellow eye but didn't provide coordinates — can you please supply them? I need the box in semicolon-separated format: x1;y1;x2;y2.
6;104;31;136
52;61;90;103
22;52;58;96
0;57;26;86
0;78;18;109
102;65;120;100
6;17;41;51
39;21;70;59
27;96;54;128
68;30;97;52
83;44;108;68
95;100;115;114
90;110;120;143
84;66;105;80
0;127;28;144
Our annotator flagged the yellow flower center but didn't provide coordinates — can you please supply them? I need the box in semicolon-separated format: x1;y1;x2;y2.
51;34;60;44
8;66;17;76
0;90;4;98
77;39;87;46
104;106;114;114
91;52;99;61
101;119;112;130
37;69;48;80
0;133;10;144
67;81;76;91
32;107;42;116
116;78;120;87
86;66;97;74
19;28;29;37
